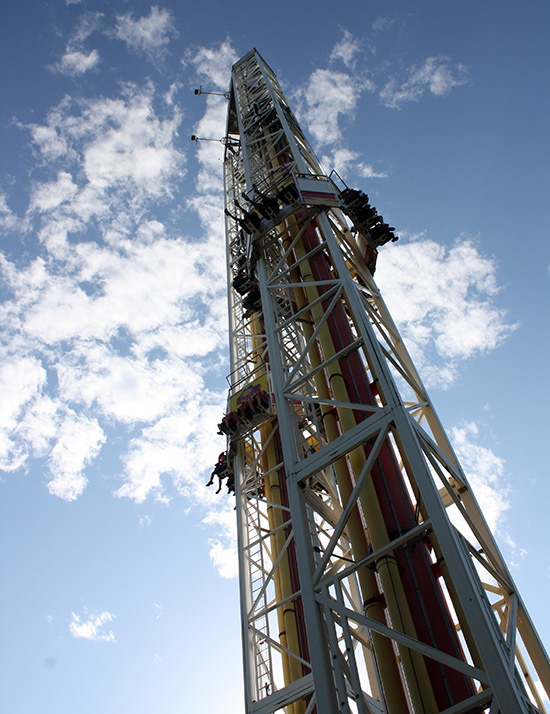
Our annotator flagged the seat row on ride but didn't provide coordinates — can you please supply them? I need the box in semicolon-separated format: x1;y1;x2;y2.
207;387;271;497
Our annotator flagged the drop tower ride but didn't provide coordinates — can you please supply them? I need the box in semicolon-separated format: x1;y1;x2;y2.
220;49;549;714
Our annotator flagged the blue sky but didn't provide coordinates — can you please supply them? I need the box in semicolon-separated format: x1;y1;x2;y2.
1;2;549;712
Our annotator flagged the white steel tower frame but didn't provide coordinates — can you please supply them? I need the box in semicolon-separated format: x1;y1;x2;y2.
221;49;549;714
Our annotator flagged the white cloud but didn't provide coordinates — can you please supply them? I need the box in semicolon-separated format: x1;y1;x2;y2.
107;39;240;561
184;42;237;240
29;120;69;162
69;611;116;642
51;12;103;77
451;421;509;533
70;11;103;45
57;346;208;423
372;16;396;33
203;509;238;579
186;41;236;275
0;357;46;431
295;37;375;172
189;97;227;195
296;68;359;146
414;57;469;96
114;6;176;61
19;42;233;537
80;94;183;201
15;395;60;459
0;74;227;508
116;397;226;503
0;192;21;232
185;40;238;90
330;30;361;68
0;357;47;472
380;56;469;109
375;236;517;388
55;49;99;77
502;532;528;568
30;172;78;212
0;357;105;500
357;163;388;178
47;413;105;501
20;239;215;343
26;83;184;253
164;81;181;106
320;147;388;178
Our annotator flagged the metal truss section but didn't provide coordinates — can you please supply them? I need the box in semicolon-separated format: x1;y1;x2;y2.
223;49;549;714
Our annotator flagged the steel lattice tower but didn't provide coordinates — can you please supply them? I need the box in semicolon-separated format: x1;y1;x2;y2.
219;49;549;714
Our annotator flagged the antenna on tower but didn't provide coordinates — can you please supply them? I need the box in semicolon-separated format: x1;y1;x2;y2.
190;135;240;154
193;85;230;99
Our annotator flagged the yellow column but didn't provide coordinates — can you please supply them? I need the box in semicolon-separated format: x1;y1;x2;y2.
251;309;304;713
291;229;438;714
280;231;410;713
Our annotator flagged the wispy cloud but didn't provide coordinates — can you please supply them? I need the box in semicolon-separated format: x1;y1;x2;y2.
375;236;517;388
184;39;237;90
0;356;47;472
26;83;184;253
51;12;103;77
372;16;396;33
320;147;387;179
117;396;226;502
113;41;236;512
164;81;181;106
114;6;177;63
329;29;362;69
451;421;509;533
1;39;239;579
29;171;78;212
0;354;104;499
295;33;382;179
203;509;238;579
0;71;230;509
55;49;100;77
70;11;104;45
69;610;116;642
380;56;469;109
0;192;21;232
47;413;105;500
296;68;360;146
